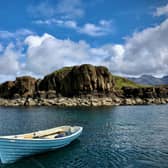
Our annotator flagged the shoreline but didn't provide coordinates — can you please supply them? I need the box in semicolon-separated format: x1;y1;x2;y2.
0;97;168;107
1;64;168;107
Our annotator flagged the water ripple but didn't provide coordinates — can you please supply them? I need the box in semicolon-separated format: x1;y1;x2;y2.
0;105;168;167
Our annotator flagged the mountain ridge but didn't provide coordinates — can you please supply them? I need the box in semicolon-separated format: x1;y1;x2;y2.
128;75;168;85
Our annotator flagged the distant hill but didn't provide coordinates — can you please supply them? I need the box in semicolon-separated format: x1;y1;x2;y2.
128;75;168;85
113;75;143;89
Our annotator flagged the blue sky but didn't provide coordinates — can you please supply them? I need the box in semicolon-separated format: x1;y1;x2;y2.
0;0;166;44
0;0;168;82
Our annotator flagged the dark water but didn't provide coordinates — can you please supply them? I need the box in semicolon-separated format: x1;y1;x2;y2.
0;105;168;168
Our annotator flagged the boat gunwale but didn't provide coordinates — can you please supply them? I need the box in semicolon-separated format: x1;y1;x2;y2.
0;126;83;141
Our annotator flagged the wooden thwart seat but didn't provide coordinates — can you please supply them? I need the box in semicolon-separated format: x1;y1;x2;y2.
23;129;69;139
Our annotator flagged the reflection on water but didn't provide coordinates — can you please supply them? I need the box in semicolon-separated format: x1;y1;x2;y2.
0;105;168;167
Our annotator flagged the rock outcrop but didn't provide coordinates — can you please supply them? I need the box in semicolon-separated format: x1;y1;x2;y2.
0;64;168;106
0;76;37;99
38;64;115;97
0;81;15;98
122;86;168;99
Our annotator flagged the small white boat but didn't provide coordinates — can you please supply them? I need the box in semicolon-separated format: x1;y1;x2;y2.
0;126;83;164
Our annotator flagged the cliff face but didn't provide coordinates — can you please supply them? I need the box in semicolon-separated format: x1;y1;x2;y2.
38;64;114;97
0;76;37;99
0;64;115;99
122;87;168;99
0;64;168;103
0;81;15;98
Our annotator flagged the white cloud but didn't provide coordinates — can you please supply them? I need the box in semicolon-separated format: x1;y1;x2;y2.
30;0;112;37
80;23;106;36
28;0;84;19
1;4;168;83
34;19;78;29
0;29;33;39
24;33;96;75
102;18;168;76
154;3;168;16
64;20;78;29
79;20;113;36
34;19;113;37
0;31;14;39
25;33;54;47
15;29;34;37
0;43;21;75
31;17;168;76
56;0;84;19
21;17;168;77
1;15;168;82
0;44;3;52
0;29;34;83
28;2;55;18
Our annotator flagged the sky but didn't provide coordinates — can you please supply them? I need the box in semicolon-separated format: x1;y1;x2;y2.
0;0;168;83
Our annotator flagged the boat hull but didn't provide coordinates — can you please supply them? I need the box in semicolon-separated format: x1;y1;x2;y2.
0;127;82;164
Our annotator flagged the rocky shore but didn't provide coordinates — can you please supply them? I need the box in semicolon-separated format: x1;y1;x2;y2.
0;64;168;107
0;97;168;107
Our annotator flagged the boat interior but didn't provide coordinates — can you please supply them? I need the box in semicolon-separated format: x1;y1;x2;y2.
0;126;80;140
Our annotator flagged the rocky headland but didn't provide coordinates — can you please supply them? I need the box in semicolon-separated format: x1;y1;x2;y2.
0;64;168;106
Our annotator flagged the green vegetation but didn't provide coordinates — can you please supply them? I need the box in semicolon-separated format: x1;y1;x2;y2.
113;75;147;89
48;65;149;90
51;66;73;75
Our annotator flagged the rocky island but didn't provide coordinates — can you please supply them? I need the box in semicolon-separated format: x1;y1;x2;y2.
0;64;168;106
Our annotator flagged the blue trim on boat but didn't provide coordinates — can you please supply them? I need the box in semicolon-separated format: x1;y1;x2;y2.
0;126;83;164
